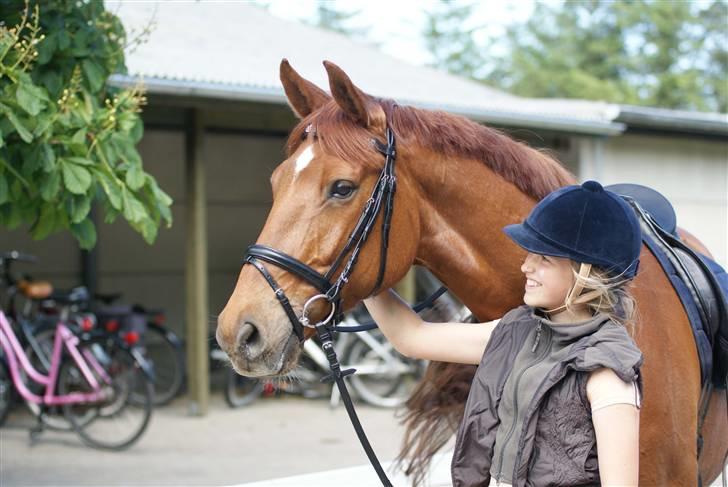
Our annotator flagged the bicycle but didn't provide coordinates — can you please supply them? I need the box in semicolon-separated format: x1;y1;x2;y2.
0;309;153;450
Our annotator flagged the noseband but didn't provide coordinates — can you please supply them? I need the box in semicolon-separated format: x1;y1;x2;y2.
244;126;398;342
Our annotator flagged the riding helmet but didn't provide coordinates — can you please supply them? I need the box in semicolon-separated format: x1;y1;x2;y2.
503;180;642;279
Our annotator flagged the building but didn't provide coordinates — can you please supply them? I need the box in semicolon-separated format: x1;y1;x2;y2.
2;1;726;412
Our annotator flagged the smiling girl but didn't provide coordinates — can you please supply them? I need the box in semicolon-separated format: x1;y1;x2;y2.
364;180;643;487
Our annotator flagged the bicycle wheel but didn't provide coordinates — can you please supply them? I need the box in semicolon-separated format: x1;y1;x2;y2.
143;324;184;406
343;331;425;408
0;360;11;426
59;342;153;450
224;369;263;408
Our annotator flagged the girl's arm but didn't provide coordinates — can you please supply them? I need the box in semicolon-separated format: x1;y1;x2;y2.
587;368;640;486
363;289;499;365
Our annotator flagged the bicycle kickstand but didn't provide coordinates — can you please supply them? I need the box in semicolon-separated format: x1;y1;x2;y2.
28;408;46;445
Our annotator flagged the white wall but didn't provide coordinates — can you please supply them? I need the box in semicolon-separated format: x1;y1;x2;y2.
595;133;728;267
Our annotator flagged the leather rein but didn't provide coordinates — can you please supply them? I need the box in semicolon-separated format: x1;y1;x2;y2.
242;125;445;486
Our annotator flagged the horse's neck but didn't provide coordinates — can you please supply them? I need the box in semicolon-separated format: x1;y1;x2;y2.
412;155;539;320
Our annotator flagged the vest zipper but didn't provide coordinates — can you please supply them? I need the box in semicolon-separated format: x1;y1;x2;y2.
495;322;551;484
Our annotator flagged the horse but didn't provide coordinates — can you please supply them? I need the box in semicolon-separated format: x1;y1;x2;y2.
216;59;727;486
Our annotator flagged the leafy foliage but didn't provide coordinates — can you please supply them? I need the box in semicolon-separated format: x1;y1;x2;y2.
0;0;172;249
308;1;370;39
423;0;727;112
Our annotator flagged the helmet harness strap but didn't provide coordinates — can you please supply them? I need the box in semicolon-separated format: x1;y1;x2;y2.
544;263;601;315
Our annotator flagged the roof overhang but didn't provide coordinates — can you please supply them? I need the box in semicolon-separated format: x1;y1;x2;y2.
109;74;626;136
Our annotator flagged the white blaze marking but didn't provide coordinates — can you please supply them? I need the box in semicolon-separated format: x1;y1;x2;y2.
294;145;314;178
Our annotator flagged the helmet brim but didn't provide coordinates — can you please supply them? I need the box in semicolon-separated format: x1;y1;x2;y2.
503;223;575;260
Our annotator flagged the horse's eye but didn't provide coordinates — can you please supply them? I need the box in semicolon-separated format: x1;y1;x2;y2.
329;180;356;199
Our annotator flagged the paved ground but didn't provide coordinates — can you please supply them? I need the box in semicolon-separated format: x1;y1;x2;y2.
0;391;452;486
1;391;724;486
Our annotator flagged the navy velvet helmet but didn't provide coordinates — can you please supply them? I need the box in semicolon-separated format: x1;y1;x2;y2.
503;180;642;279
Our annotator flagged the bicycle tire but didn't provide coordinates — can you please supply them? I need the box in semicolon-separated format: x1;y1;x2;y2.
59;342;153;450
143;324;184;406
224;369;263;408
0;359;11;427
342;332;424;408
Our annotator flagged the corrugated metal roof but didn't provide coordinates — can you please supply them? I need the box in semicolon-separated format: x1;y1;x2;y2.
104;1;726;137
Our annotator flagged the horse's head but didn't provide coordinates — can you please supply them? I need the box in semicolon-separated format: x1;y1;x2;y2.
216;60;421;376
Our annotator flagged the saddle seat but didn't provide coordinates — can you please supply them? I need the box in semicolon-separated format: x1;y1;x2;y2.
606;183;728;389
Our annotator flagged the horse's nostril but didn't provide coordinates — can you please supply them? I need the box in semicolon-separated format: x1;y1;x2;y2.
237;322;261;356
238;322;256;343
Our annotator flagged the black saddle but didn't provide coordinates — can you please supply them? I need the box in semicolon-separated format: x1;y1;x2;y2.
607;183;728;389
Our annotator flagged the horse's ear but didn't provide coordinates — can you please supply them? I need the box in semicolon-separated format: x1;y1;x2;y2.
323;60;386;132
280;59;331;118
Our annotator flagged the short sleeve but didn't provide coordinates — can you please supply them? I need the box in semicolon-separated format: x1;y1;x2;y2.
587;367;641;412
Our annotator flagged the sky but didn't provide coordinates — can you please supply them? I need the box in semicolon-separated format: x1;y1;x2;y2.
259;0;538;67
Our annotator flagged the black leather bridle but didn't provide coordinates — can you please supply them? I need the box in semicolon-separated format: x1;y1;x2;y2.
240;125;444;486
244;126;398;343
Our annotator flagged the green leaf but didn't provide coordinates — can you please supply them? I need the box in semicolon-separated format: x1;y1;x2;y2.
71;219;97;250
82;59;105;93
71;128;87;145
61;160;92;194
40;171;61;201
0;175;8;205
40;144;56;172
69;196;91;223
125;165;144;190
6;111;33;143
31;204;58;240
121;188;147;223
97;172;122;210
134;218;158;245
16;82;49;116
65;156;94;166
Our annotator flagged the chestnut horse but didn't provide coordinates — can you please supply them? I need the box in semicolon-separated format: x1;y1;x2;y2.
216;60;727;485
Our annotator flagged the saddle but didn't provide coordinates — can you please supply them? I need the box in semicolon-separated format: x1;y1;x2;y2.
606;184;728;390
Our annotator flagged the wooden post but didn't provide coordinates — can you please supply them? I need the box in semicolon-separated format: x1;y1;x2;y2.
185;108;210;416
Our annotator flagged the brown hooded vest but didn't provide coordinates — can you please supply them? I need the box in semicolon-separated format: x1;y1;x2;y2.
451;305;643;487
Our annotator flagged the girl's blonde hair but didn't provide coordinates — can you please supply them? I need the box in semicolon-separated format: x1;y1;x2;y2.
564;261;637;335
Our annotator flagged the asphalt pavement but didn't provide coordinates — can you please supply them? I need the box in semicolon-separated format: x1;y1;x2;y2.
1;391;446;486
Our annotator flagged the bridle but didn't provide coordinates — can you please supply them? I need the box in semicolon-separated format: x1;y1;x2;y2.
243;125;398;486
244;125;398;342
241;124;444;486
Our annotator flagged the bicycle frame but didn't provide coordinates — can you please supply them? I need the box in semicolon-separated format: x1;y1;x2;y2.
0;311;109;406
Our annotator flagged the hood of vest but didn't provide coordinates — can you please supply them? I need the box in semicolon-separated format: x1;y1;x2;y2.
530;306;642;382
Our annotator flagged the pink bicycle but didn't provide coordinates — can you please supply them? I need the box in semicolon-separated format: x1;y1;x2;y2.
0;310;152;450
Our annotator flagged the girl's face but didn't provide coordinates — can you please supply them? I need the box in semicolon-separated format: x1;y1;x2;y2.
520;252;576;310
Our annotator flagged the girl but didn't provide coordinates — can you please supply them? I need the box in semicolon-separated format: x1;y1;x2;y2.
364;180;643;487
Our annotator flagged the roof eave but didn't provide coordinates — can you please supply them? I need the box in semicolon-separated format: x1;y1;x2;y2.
109;74;625;136
616;105;728;136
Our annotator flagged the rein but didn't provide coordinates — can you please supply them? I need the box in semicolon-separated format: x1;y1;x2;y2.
243;126;445;486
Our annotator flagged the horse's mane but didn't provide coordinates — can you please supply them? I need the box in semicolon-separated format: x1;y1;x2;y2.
287;98;576;200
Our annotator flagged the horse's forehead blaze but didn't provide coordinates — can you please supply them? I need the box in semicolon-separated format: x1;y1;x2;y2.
293;145;315;177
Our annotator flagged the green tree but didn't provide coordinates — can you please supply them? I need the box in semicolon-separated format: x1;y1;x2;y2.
308;1;369;39
423;0;728;112
0;1;172;249
422;1;485;80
